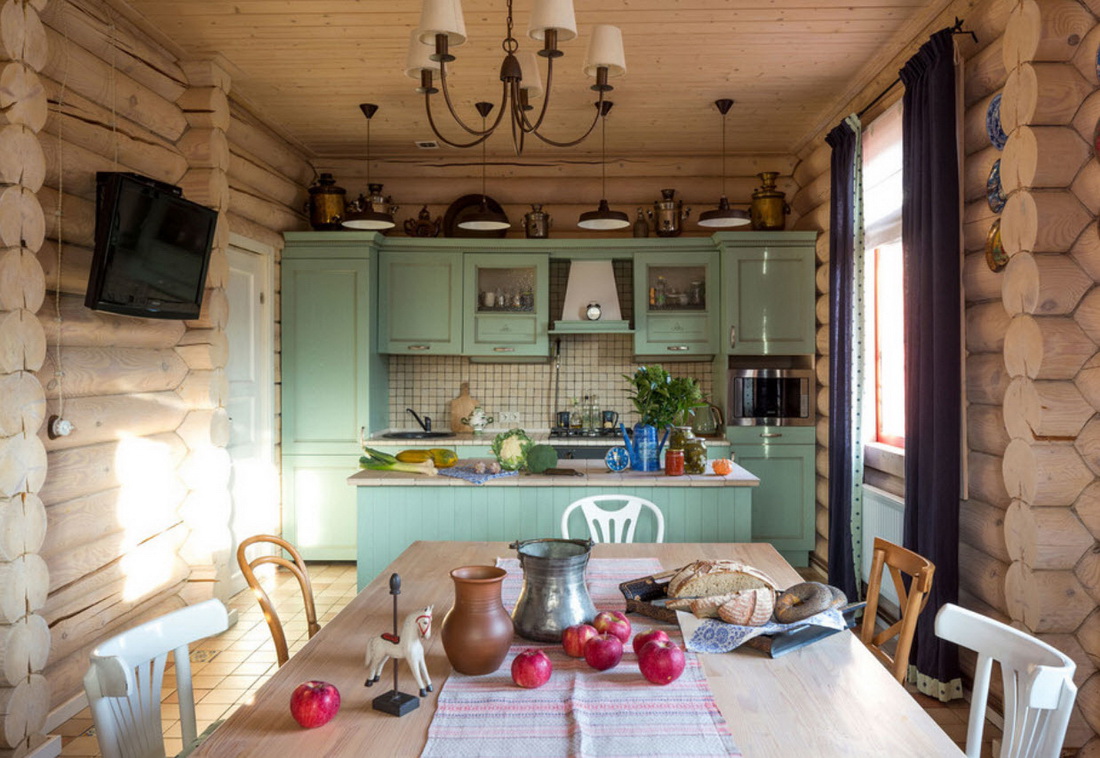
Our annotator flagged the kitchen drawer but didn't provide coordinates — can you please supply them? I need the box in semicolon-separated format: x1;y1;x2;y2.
726;425;816;446
474;315;538;345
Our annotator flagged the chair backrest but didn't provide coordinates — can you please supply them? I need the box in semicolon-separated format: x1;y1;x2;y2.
236;534;320;667
859;536;935;683
935;603;1077;758
84;598;229;758
560;495;665;543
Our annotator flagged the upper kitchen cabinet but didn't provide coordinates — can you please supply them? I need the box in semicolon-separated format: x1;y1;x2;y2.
378;245;463;354
633;248;719;357
718;232;817;355
463;252;549;359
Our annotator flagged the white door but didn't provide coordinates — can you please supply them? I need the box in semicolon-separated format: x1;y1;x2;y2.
224;240;277;597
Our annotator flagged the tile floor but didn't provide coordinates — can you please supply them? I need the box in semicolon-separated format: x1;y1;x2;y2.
56;562;995;757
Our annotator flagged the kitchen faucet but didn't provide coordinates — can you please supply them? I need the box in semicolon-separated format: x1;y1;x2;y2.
406;408;431;432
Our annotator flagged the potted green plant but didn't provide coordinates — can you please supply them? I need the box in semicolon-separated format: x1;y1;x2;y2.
621;365;704;471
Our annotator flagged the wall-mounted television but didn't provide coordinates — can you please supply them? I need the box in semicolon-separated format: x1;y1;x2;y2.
85;172;218;320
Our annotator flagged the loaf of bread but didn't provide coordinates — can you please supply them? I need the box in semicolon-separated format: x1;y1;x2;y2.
667;560;778;598
687;592;739;618
717;588;775;626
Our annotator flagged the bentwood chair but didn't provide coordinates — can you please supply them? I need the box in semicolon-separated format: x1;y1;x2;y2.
859;536;935;682
560;495;666;543
84;599;230;758
236;534;320;667
935;603;1077;758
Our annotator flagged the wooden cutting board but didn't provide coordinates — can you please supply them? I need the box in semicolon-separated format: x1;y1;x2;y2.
450;382;478;433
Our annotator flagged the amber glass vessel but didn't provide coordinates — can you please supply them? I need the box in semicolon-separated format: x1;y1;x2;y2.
440;565;513;675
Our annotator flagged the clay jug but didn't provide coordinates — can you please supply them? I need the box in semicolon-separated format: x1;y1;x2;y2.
440;565;513;675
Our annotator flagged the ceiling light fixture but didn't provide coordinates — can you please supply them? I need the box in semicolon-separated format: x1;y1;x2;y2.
342;103;397;230
408;0;625;155
698;98;751;229
457;102;510;231
577;101;629;231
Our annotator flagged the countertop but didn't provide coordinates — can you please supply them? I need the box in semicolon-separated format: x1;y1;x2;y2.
348;459;758;487
367;430;732;447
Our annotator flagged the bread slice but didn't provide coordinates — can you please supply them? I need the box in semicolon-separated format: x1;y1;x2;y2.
667;560;778;598
688;592;739;618
716;588;775;626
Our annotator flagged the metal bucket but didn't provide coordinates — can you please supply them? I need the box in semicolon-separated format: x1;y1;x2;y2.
510;538;596;641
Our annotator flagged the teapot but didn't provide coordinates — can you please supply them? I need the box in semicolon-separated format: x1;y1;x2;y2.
691;403;724;436
647;189;691;237
460;406;494;434
523;204;551;239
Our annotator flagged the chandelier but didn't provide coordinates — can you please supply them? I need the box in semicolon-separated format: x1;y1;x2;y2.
407;0;626;155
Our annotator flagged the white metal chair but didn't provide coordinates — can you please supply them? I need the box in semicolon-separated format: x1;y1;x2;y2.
560;495;665;543
84;599;230;758
934;603;1077;758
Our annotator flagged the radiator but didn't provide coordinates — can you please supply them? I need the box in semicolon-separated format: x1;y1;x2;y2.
861;485;905;606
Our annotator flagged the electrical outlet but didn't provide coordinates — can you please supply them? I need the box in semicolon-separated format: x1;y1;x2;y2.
498;411;519;423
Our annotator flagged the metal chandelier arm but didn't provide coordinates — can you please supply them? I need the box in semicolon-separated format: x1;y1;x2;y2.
524;90;605;148
424;91;494;149
434;62;510;137
517;53;556;134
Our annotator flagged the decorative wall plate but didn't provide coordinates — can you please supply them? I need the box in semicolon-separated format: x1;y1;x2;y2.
986;159;1005;213
986;94;1007;150
443;194;509;238
985;218;1007;272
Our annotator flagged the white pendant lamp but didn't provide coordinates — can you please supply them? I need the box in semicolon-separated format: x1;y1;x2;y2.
698;98;750;228
342;104;397;231
578;101;629;231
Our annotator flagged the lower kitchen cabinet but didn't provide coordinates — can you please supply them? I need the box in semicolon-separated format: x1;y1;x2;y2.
282;455;360;561
727;426;815;566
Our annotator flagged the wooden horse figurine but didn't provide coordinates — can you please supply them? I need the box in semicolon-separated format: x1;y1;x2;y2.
365;605;434;697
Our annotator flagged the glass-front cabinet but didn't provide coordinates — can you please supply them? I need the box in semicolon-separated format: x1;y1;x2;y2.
462;252;549;357
633;250;719;356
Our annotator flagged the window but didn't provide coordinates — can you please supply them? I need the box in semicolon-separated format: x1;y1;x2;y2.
862;101;905;449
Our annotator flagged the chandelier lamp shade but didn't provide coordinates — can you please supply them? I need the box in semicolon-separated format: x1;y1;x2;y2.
698;98;750;228
577;101;629;231
407;0;626;154
342;103;397;230
457;102;511;231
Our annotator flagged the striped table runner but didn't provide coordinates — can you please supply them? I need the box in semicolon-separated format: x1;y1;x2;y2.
422;558;742;757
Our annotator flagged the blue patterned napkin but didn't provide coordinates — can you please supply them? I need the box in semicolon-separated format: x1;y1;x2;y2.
437;466;518;485
678;607;848;653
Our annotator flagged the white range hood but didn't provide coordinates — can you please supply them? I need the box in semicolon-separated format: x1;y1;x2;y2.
552;260;632;334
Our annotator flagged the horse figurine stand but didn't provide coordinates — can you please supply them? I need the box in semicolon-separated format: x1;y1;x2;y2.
364;573;433;716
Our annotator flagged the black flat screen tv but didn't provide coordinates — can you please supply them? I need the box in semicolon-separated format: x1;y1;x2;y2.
85;172;218;320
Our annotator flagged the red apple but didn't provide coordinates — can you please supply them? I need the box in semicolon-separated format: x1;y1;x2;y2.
631;628;671;656
592;610;632;644
583;633;624;671
561;623;599;658
638;639;686;685
511;648;553;688
289;680;340;728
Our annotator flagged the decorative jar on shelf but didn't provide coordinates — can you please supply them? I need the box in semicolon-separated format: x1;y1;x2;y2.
440;565;513;675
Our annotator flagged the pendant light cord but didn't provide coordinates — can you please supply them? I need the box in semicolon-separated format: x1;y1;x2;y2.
720;110;727;198
600;113;607;198
366;116;371;186
482;115;488;197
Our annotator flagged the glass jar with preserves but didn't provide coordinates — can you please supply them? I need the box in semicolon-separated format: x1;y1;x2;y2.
683;436;708;475
668;426;695;451
665;449;685;476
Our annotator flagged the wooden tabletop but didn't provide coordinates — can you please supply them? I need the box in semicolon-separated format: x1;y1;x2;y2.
190;541;964;757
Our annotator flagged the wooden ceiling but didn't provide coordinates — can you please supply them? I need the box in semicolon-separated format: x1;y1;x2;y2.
120;0;953;163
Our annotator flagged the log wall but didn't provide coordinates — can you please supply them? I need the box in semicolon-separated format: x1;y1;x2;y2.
799;0;1100;750
0;0;309;733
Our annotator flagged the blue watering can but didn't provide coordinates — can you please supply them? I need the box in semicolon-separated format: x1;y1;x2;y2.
620;423;669;472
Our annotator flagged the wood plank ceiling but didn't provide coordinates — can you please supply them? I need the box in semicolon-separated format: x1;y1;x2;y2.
121;0;953;162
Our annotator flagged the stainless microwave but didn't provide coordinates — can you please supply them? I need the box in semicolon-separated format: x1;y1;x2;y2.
728;368;815;426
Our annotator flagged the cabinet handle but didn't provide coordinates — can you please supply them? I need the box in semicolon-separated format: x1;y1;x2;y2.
667;345;689;351
493;347;515;352
729;325;737;349
407;345;430;351
760;432;783;438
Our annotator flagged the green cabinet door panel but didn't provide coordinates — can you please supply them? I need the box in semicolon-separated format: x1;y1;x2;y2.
378;251;463;354
355;484;752;588
633;250;719;356
283;455;360;561
720;236;816;355
462;252;549;357
728;443;814;567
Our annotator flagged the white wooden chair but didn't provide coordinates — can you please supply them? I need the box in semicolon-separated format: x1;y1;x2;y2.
560;494;665;543
934;603;1077;758
84;599;230;758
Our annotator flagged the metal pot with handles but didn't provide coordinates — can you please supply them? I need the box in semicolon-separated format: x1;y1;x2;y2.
647;188;691;237
510;538;596;642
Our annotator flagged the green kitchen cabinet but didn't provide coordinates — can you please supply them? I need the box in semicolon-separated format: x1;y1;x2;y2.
463;252;549;358
633;249;719;357
281;233;389;559
727;425;815;566
378;248;463;354
718;232;817;355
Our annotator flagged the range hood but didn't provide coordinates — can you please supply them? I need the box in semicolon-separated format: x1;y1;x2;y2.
551;260;633;334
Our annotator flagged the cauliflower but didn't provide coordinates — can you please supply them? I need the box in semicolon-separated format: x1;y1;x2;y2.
491;429;532;471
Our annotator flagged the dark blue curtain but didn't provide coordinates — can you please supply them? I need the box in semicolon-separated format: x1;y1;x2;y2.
900;28;962;699
826;120;859;601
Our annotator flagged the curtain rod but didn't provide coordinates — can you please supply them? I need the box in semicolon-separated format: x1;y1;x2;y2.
856;18;976;119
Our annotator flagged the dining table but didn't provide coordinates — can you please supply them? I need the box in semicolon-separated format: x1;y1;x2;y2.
190;541;965;757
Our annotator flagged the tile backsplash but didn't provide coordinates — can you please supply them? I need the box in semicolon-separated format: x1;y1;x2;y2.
387;333;715;432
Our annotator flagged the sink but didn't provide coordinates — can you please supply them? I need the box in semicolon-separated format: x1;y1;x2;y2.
381;431;455;439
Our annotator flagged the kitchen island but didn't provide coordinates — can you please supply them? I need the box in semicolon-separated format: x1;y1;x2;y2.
350;460;757;588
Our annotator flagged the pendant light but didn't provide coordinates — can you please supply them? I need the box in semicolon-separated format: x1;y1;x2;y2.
698;98;750;228
578;101;629;231
343;103;397;230
457;102;510;231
